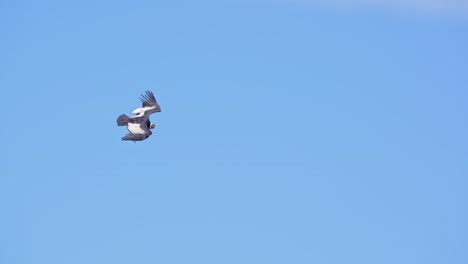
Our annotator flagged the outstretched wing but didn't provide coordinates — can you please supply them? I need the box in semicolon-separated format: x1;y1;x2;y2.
121;133;149;141
140;90;161;113
131;90;161;118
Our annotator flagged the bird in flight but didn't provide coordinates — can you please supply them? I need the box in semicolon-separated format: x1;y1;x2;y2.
116;90;161;142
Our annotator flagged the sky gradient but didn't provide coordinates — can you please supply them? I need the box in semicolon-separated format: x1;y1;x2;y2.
1;1;467;263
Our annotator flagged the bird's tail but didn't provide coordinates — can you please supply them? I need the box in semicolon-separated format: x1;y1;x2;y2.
117;114;130;126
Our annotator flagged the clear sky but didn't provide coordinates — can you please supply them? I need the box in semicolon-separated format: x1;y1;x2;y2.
1;0;467;263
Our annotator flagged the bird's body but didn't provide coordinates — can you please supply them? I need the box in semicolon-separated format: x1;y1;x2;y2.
127;121;149;134
116;90;161;142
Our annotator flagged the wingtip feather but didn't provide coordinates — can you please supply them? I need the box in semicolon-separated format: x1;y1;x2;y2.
139;90;158;107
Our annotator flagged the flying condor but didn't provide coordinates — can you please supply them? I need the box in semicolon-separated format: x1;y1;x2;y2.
116;90;161;142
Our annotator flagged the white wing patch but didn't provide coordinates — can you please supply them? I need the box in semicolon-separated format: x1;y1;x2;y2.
131;108;144;116
131;106;156;117
127;123;145;134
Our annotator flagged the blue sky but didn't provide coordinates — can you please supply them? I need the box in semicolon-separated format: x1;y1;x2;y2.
1;0;467;263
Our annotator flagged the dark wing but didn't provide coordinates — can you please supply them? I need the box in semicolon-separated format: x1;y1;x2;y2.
140;90;161;112
121;133;149;141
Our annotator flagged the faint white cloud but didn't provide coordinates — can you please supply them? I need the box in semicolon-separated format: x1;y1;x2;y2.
274;0;468;17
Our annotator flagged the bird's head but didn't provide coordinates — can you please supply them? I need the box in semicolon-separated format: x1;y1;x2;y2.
150;123;155;129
